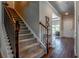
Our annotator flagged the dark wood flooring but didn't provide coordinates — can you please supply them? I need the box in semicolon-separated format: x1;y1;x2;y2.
0;53;2;58
42;37;75;58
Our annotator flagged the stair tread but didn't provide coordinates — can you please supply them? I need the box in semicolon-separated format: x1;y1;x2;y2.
20;27;28;29
20;43;39;52
20;30;28;32
19;33;32;36
19;38;35;43
20;48;44;58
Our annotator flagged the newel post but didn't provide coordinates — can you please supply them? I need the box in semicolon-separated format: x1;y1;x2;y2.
15;20;20;58
45;16;49;54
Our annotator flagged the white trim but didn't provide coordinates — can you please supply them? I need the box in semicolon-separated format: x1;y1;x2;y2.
74;1;77;57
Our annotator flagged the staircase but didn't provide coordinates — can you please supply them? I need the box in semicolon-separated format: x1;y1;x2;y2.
19;19;44;58
4;6;45;58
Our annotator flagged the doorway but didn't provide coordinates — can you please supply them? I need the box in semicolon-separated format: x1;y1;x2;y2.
52;13;60;39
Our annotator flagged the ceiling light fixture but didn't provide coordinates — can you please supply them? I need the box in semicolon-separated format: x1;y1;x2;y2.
58;1;62;2
65;12;69;15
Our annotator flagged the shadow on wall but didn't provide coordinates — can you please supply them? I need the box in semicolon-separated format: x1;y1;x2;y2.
15;1;39;37
15;1;30;17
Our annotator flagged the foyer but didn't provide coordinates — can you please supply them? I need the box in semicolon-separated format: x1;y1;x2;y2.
0;1;77;58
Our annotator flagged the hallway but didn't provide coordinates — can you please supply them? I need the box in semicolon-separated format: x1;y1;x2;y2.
43;37;74;58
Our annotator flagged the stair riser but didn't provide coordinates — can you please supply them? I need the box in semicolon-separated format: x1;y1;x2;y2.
19;30;30;33
19;20;23;21
20;24;26;26
20;25;26;28
19;20;24;23
19;23;26;28
19;31;30;34
19;39;36;49
19;22;25;24
19;29;29;31
19;21;24;23
20;27;28;30
19;35;34;40
20;27;28;29
19;34;33;37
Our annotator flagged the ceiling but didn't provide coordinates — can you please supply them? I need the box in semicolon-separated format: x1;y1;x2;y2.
49;1;74;15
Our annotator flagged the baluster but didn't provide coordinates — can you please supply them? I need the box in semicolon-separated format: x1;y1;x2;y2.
39;21;49;54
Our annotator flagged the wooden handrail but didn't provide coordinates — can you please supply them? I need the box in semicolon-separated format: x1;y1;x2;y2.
39;22;47;29
4;7;16;24
4;6;20;58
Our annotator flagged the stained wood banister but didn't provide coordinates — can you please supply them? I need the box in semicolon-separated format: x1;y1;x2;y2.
4;7;16;24
3;5;20;58
39;22;47;29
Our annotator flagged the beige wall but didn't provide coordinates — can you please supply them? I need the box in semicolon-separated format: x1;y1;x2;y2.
6;1;30;17
14;1;30;17
61;15;74;38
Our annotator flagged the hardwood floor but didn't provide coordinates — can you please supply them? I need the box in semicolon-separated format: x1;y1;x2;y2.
42;37;75;58
0;53;2;58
